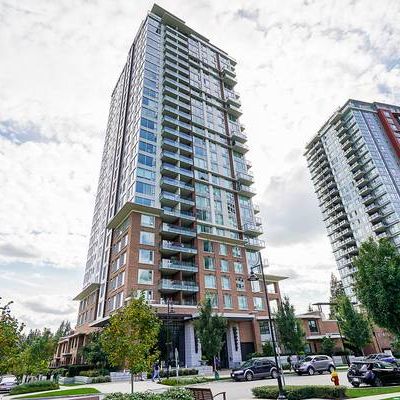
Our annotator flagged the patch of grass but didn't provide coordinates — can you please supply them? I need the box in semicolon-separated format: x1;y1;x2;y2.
17;387;100;399
346;386;400;398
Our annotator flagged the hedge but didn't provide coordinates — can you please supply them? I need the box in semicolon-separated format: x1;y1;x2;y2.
252;385;347;400
91;376;111;383
104;388;193;400
10;380;60;395
146;368;199;379
161;377;209;386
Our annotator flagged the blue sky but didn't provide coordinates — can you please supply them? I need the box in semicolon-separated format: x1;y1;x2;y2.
0;0;399;331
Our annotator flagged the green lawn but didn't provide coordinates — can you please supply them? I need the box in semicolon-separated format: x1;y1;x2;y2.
17;387;100;399
346;386;400;398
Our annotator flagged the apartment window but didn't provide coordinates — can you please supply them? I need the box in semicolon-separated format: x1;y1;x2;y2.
141;214;155;227
220;259;229;272
224;294;233;309
253;297;264;310
234;262;243;274
203;241;213;252
236;277;245;291
238;296;248;310
232;246;241;258
206;292;218;307
251;280;261;292
204;257;215;270
136;181;155;196
205;275;216;289
138;269;153;284
221;276;231;290
308;320;319;333
139;249;154;264
135;289;153;301
140;231;155;246
115;292;123;309
219;244;228;256
259;320;271;335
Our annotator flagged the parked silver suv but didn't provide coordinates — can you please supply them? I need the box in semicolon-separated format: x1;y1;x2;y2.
294;355;335;375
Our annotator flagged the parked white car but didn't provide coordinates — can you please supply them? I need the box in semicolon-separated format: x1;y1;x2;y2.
0;375;18;392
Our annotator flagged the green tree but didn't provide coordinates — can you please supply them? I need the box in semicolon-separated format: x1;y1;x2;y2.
274;296;305;354
193;298;227;369
20;328;55;375
336;295;371;355
100;296;160;393
54;321;72;341
354;238;400;338
329;273;345;319
80;331;108;368
262;341;274;356
0;299;24;374
320;336;335;356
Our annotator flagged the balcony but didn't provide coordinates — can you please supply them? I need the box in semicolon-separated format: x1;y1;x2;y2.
243;222;263;236
237;171;254;185
221;68;237;86
163;105;191;122
162;138;192;153
365;202;380;214
232;141;249;154
162;125;192;143
159;279;199;293
159;259;198;274
161;150;193;165
163;84;190;101
161;223;196;238
160;192;195;207
254;216;262;226
373;222;387;233
161;163;193;178
162;208;196;222
226;103;242;117
231;130;247;143
160;177;194;192
253;203;260;214
369;212;384;223
226;94;241;108
163;115;192;132
244;237;266;250
237;183;256;197
160;240;197;254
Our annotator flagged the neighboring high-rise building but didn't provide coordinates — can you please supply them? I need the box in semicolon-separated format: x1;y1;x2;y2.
52;4;287;368
305;99;400;298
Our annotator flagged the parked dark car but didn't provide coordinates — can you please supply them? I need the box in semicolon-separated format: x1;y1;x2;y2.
231;358;278;381
347;360;400;387
294;355;335;375
0;376;18;392
365;353;397;364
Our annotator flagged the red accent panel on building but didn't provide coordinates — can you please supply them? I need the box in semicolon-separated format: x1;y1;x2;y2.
377;109;400;159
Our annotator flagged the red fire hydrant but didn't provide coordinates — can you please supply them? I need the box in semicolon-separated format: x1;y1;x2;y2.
331;369;340;386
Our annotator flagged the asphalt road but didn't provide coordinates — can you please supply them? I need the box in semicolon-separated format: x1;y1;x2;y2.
188;371;350;400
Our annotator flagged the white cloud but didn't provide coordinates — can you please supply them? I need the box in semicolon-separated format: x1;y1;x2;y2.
0;0;399;327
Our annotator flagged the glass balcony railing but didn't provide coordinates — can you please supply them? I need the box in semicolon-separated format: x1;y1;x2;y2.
160;177;194;191
160;240;197;254
160;192;195;206
162;208;195;221
161;163;193;177
244;238;266;249
243;223;263;235
161;223;197;237
161;150;192;164
159;279;199;292
160;259;198;273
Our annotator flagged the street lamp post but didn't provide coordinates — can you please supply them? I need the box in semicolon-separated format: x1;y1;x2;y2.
248;254;287;400
166;298;175;377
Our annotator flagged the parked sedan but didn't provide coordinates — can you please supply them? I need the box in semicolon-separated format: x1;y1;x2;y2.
365;353;397;364
0;376;18;392
294;355;335;375
231;358;279;381
347;360;400;387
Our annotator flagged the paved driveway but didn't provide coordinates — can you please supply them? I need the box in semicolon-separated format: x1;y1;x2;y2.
187;371;350;400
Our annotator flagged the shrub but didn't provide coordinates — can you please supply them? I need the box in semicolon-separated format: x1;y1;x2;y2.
10;380;59;395
147;368;199;379
79;369;101;377
92;376;111;383
161;377;209;386
104;388;193;400
66;364;92;377
252;385;347;400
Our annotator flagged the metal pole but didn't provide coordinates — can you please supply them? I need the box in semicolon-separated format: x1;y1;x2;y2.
258;254;287;400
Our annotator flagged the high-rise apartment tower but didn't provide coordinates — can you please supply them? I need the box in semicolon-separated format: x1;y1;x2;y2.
53;4;287;368
305;99;400;298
